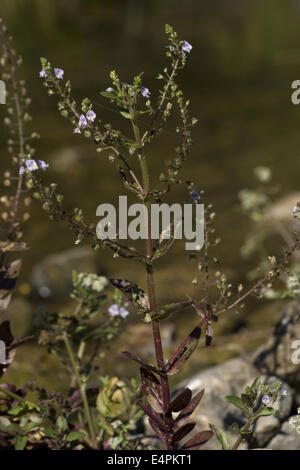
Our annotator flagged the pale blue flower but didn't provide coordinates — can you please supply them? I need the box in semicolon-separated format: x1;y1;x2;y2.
26;159;38;171
262;395;270;406
108;304;129;319
54;68;64;79
182;41;192;53
86;110;96;122
281;389;288;396
74;127;81;134
106;87;113;92
19;166;25;175
78;114;87;128
141;87;150;98
39;69;47;78
38;160;49;170
119;307;129;319
108;304;119;317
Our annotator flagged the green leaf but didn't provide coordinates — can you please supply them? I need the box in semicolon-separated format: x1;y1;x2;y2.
100;91;114;99
241;393;254;408
56;415;68;432
14;435;27;450
66;431;85;442
209;424;230;450
43;426;59;439
255;407;280;418
250;377;261;394
119;110;131;120
224;395;248;413
228;422;240;434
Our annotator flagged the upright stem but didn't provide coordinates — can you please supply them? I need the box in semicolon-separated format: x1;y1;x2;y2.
131;112;173;449
63;333;98;449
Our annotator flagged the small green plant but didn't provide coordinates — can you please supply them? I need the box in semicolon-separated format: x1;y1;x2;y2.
210;378;287;450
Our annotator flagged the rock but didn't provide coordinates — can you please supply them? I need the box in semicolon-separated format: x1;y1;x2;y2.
266;420;300;450
254;297;300;389
30;246;98;299
177;358;293;450
177;356;255;449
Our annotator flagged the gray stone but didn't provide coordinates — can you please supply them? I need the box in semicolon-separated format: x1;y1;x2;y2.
177;359;293;450
178;356;255;449
266;420;300;450
254;297;300;389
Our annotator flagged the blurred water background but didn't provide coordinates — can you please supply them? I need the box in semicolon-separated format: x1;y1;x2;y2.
1;0;300;388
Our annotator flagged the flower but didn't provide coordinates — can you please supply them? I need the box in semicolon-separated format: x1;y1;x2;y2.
140;86;150;98
19;158;49;174
190;190;201;202
106;87;113;92
78;114;87;128
39;69;47;78
262;395;271;406
38;160;49;170
108;304;129;319
54;68;64;79
25;159;38;171
281;389;288;396
119;307;129;319
73;127;81;134
86;110;96;122
182;40;192;53
108;304;119;317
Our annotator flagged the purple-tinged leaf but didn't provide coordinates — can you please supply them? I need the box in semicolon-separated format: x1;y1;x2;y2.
175;389;204;427
140;367;164;414
149;419;168;443
181;430;214;450
122;351;165;377
172;422;196;444
138;402;167;430
166;326;201;376
168;388;192;413
110;278;150;314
